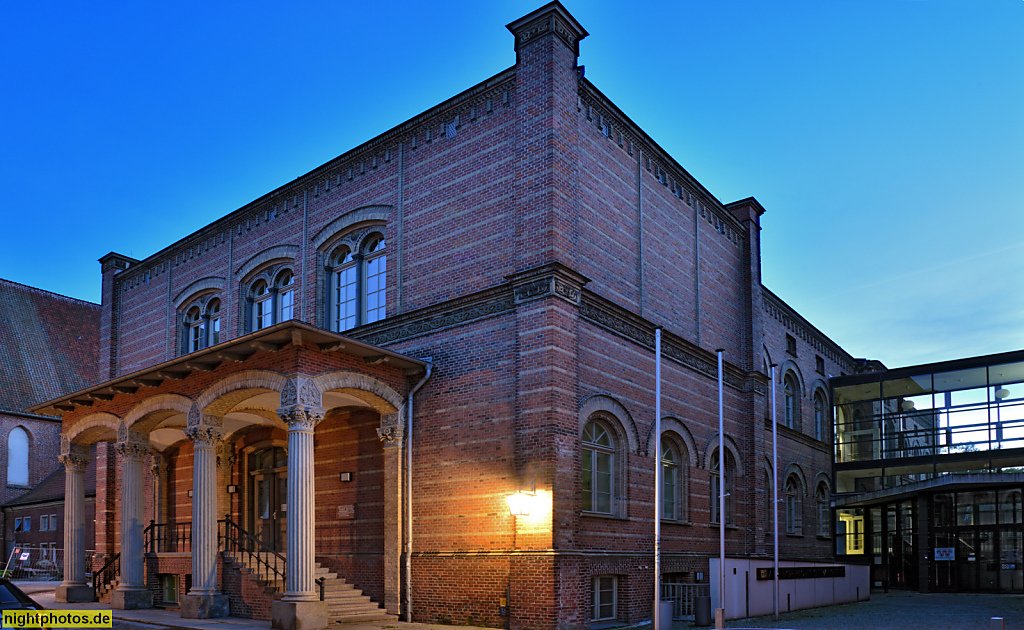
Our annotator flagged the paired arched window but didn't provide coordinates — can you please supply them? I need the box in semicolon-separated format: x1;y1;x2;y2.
251;269;296;331
785;474;803;534
660;434;689;521
329;234;387;332
181;296;221;353
784;373;800;430
582;419;615;514
816;482;830;537
7;427;29;487
709;449;735;525
813;390;828;441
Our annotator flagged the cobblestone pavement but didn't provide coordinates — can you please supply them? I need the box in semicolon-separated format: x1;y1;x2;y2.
675;591;1024;630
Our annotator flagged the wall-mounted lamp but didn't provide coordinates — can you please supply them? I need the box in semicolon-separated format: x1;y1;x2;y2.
339;472;353;482
902;400;915;411
187;490;193;498
996;387;1010;400
226;485;238;494
507;479;536;516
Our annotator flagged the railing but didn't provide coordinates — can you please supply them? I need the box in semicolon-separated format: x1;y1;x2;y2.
218;517;325;601
661;582;710;620
93;553;120;598
145;520;192;553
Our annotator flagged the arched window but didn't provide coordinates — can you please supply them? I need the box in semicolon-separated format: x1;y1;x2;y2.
661;442;678;520
328;234;387;332
276;271;295;322
185;305;205;353
7;427;29;487
785;475;803;534
710;449;735;525
816;482;830;537
252;280;273;330
784;374;799;430
582;419;615;514
180;295;222;353
364;236;386;324
814;391;827;441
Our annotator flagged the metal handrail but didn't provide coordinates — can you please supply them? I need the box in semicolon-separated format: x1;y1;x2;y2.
145;520;192;553
93;552;120;597
218;516;325;601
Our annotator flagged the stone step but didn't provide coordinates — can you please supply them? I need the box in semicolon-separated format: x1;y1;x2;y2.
331;612;399;624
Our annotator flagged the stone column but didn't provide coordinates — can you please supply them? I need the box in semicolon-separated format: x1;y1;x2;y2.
377;412;403;616
182;425;229;619
111;432;153;610
56;442;94;603
272;378;327;630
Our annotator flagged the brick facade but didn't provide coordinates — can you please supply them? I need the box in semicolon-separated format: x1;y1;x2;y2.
44;3;867;628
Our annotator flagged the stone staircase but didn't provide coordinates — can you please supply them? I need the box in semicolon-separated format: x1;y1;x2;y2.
223;551;396;624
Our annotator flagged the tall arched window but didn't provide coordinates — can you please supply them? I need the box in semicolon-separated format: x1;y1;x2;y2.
710;449;735;525
252;281;273;330
582;420;615;514
661;442;678;520
784;374;799;430
180;295;222;353
277;271;295;322
785;475;803;534
816;482;830;537
7;427;29;487
364;236;386;324
814;391;827;441
328;234;387;331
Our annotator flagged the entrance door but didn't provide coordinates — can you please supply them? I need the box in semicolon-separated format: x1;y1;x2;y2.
249;447;288;552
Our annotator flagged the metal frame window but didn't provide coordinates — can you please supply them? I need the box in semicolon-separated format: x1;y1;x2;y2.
328;233;387;332
784;373;800;430
710;449;735;525
661;441;680;520
7;427;29;487
785;475;803;534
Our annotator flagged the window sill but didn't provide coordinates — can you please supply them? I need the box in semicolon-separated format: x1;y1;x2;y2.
581;511;628;521
662;519;692;526
786;532;804;538
6;484;31;490
708;523;740;530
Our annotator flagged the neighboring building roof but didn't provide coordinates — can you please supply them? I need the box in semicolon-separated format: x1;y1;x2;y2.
0;279;100;413
0;464;95;509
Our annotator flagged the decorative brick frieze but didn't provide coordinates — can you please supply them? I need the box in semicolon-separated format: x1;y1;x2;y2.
762;289;856;371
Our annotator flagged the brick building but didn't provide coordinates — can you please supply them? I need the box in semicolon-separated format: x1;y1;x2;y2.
34;3;862;628
0;278;100;561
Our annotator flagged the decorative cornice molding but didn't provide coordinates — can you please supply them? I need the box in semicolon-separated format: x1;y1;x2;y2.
762;288;856;371
354;287;514;347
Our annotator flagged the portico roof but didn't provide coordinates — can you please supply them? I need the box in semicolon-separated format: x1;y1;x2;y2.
28;320;427;416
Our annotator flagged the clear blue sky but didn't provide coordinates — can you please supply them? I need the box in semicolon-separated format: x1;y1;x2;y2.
2;1;1021;369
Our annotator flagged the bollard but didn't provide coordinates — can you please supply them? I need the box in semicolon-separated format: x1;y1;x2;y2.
714;607;724;629
991;618;1004;630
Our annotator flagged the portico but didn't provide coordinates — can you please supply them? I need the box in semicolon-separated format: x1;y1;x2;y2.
35;322;427;629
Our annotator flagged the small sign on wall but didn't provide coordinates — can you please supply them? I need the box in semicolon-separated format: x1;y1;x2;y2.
337;504;355;520
934;547;955;561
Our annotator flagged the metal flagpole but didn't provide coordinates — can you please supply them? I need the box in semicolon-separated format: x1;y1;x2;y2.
771;364;779;621
653;328;662;630
717;349;725;622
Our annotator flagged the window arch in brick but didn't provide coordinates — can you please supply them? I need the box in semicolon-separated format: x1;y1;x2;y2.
179;293;222;354
321;226;388;332
659;431;690;521
785;473;804;534
813;389;828;442
709;448;736;525
240;261;296;333
816;481;830;537
784;372;801;430
7;427;30;487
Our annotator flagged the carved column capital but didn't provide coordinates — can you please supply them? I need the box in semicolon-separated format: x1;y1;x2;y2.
185;426;225;448
376;412;404;448
277;406;325;432
114;441;150;462
59;454;90;472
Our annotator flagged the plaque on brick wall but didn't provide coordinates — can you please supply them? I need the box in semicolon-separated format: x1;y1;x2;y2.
336;504;355;520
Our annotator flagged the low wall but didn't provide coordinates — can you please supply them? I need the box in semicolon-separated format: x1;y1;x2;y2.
710;558;869;620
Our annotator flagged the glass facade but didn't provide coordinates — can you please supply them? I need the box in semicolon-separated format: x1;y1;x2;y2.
832;351;1024;593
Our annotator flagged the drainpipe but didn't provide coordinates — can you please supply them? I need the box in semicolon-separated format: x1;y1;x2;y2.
405;361;432;622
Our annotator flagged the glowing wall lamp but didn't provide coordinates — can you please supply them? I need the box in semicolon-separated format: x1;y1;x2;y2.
507;479;536;516
996;387;1010;400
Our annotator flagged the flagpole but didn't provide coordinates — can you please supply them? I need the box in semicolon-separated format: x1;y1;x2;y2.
717;349;725;622
771;363;779;621
653;328;662;630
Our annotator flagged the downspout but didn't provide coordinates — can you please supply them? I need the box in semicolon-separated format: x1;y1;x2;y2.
405;361;432;622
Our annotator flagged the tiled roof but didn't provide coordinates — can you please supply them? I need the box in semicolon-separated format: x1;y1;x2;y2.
0;462;95;508
0;279;101;413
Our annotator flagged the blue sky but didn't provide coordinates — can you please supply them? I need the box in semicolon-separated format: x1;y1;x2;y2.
2;1;1021;369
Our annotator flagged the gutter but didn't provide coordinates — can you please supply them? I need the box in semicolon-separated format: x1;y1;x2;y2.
405;361;432;622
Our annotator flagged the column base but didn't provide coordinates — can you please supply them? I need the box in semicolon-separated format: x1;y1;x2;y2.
55;584;95;603
272;599;328;630
181;593;230;618
110;587;153;609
